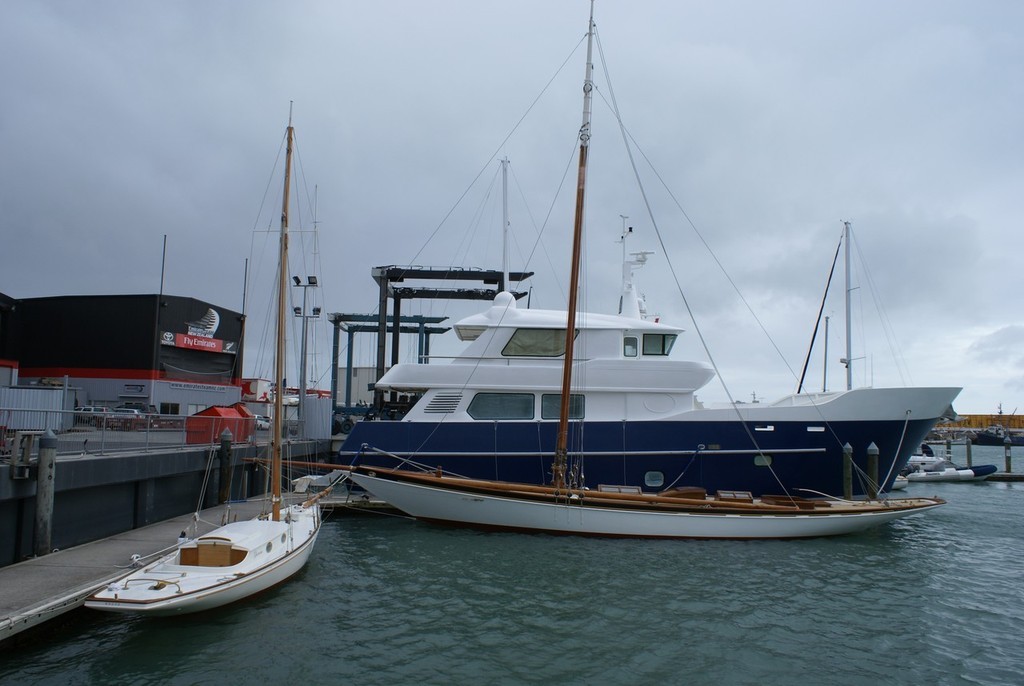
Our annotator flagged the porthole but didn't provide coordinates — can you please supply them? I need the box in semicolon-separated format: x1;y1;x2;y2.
754;454;773;467
266;542;273;553
280;534;287;544
644;471;665;488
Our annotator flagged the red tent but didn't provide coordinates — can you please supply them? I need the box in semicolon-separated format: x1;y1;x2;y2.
185;403;255;445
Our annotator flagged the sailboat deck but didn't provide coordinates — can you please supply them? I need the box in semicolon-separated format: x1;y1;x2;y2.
352;466;942;515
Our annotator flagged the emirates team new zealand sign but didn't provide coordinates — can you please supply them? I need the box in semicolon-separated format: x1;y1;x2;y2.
160;307;238;354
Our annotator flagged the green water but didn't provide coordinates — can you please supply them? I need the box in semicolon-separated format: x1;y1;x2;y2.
2;445;1022;685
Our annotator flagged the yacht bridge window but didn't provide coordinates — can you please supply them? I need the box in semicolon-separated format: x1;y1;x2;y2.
642;333;676;356
467;393;535;420
502;328;575;357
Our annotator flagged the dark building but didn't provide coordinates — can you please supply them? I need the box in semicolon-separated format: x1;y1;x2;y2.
13;294;244;415
0;291;16;385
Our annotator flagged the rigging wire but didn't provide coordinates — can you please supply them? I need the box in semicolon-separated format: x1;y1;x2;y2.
514;137;582;307
796;230;844;394
508;162;564;299
851;230;913;386
403;34;587;268
245;128;291;380
593;27;778;467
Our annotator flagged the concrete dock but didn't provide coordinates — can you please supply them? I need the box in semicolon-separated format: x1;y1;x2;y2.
0;485;398;644
0;497;268;643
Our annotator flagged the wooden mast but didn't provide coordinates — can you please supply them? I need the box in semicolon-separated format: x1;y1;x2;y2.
272;108;294;522
553;1;595;489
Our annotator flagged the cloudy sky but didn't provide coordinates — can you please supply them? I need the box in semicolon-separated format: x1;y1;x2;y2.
3;1;1021;414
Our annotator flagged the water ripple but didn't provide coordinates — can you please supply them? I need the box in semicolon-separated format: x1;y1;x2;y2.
2;466;1023;685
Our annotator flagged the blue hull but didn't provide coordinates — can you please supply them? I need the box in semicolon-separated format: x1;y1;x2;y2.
969;464;999;478
338;417;937;497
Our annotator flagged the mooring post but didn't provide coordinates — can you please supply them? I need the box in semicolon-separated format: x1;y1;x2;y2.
1004;436;1012;473
34;430;58;557
945;438;952;459
218;428;233;503
843;443;853;500
965;438;973;467
866;442;879;499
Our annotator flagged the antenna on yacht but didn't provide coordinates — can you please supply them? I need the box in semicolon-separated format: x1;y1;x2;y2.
619;215;631;265
617;220;654;320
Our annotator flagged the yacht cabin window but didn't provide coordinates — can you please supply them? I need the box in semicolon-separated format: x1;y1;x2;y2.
623;336;638;357
502;328;574;357
642;333;677;356
467;393;535;420
455;325;485;341
541;393;585;420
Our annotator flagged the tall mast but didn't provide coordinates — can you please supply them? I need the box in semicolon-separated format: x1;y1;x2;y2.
843;220;853;391
501;157;510;292
822;315;830;393
272;108;294;522
553;0;595;489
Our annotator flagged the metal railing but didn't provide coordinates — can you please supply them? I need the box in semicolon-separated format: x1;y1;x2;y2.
0;408;292;458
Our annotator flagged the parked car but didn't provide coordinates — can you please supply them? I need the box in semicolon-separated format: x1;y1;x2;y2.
254;415;270;430
111;407;146;430
75;406;112;427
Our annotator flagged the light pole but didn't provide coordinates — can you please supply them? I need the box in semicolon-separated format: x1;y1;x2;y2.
292;275;320;436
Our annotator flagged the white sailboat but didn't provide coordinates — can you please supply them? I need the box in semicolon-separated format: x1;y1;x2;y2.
348;463;943;539
348;2;946;539
86;114;324;615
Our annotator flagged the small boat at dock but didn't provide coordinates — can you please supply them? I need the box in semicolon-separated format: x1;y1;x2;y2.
903;453;998;483
84;504;322;615
971;425;1024;447
86;113;326;615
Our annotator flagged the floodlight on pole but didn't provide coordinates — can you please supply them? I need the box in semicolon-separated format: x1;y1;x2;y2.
291;276;320;436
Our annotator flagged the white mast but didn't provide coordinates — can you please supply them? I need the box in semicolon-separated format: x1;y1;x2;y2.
501;157;510;292
843;220;853;391
822;315;830;392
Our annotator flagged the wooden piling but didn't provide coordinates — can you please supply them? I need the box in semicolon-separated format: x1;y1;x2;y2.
843;443;853;500
866;442;879;499
218;429;233;503
33;430;57;558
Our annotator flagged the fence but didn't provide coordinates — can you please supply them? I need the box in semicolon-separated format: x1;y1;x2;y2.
0;408;293;459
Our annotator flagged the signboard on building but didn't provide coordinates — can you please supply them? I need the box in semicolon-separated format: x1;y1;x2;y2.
159;305;237;354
